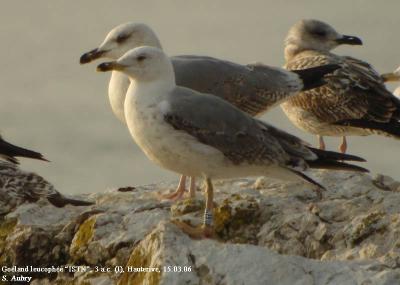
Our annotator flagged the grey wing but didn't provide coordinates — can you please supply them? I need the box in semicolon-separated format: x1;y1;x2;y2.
171;55;302;116
164;87;314;168
285;52;400;124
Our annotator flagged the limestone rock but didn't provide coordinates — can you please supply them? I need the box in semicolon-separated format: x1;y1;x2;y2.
1;170;400;284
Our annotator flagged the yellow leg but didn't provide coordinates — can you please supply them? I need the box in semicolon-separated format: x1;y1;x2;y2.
172;178;214;238
339;136;347;154
318;135;325;150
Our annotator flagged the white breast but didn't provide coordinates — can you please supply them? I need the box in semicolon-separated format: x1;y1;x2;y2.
108;71;130;123
124;82;226;177
123;82;308;182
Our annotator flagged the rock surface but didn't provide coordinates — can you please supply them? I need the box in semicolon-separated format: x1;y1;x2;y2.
1;170;400;284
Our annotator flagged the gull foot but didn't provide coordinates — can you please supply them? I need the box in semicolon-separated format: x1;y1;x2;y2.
158;175;190;201
157;188;186;201
172;220;213;239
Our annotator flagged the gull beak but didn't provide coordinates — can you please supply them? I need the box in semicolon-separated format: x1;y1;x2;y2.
335;35;363;45
96;61;125;72
381;72;400;82
80;48;108;64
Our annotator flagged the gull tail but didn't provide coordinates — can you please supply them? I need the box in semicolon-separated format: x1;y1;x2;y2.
48;194;95;207
286;147;368;197
335;119;400;139
292;64;340;91
0;136;49;164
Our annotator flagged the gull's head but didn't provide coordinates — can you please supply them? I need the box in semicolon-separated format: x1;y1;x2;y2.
382;66;400;82
96;46;174;82
285;19;363;59
80;22;162;64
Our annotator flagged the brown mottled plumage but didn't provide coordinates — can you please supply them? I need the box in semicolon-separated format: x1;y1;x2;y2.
0;160;94;215
281;19;400;153
172;56;339;116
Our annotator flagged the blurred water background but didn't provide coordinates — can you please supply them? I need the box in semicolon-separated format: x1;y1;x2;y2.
0;0;399;194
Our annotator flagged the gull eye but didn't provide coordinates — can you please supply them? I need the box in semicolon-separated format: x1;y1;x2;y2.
137;55;146;62
312;29;327;37
116;34;130;44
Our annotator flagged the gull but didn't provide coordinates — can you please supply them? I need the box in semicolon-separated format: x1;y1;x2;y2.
281;19;400;153
96;46;368;238
382;66;400;97
0;136;94;213
80;22;338;200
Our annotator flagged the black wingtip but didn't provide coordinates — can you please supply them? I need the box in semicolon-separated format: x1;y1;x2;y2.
308;160;369;173
336;119;400;139
37;155;50;163
65;199;95;207
292;64;341;91
48;196;95;207
308;147;366;162
288;168;327;191
0;137;49;163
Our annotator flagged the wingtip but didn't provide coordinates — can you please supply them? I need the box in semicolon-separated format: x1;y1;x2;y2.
341;153;367;162
293;64;341;92
66;199;95;207
308;147;367;162
39;156;50;163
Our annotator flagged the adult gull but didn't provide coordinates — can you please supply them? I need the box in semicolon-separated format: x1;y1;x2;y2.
281;19;400;153
80;22;338;200
96;46;368;238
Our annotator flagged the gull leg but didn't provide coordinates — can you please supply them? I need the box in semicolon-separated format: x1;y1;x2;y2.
318;135;326;150
339;136;347;154
188;176;196;198
158;175;187;201
203;178;214;237
172;177;214;239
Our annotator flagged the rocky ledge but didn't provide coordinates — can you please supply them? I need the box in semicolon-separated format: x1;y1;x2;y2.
1;170;400;284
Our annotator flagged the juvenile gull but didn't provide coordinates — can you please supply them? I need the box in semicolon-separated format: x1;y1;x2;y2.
0;136;94;213
0;161;94;214
382;66;400;97
281;19;400;153
97;46;368;238
80;22;338;200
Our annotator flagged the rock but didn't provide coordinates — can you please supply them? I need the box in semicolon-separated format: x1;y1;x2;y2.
1;170;400;284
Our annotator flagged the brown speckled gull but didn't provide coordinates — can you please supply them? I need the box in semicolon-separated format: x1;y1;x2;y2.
281;19;400;153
